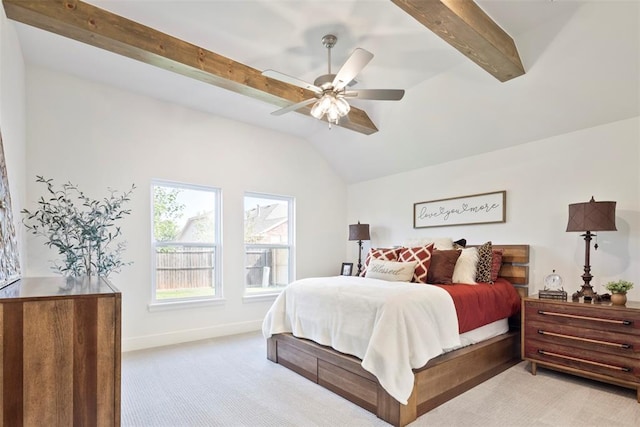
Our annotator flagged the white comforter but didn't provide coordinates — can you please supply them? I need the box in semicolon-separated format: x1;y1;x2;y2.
262;276;461;405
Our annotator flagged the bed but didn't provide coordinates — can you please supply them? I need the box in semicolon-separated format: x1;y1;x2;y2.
264;244;529;426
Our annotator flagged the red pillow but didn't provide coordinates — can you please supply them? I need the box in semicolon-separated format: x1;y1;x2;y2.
427;249;462;284
398;243;435;283
490;249;504;283
360;248;400;277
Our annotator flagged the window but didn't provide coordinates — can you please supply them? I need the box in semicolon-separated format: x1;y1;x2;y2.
244;193;294;294
152;180;221;302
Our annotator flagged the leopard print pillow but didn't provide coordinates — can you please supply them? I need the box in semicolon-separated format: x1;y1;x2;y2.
475;241;493;283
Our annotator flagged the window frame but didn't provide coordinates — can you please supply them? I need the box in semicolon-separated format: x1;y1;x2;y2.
243;192;295;296
150;179;222;307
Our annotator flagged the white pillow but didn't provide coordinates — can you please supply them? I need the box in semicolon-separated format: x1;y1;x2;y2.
452;247;479;284
402;237;454;250
365;259;417;282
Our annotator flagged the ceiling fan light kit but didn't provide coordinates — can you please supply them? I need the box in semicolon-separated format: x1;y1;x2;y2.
262;34;405;128
310;94;351;124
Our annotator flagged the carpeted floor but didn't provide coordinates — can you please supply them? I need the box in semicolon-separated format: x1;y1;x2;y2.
121;331;639;426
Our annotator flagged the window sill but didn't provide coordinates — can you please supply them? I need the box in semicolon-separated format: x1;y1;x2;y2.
242;292;280;304
148;297;226;312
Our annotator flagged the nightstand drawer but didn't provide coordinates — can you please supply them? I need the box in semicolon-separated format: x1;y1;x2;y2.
524;339;640;383
524;301;640;336
525;320;640;359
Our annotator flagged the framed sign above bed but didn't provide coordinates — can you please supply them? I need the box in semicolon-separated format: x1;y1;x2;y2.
414;190;506;228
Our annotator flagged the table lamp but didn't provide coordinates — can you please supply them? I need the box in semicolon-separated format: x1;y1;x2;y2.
566;196;617;298
349;221;370;276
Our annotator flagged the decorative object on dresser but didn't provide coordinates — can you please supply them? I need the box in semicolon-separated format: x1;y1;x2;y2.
21;176;135;277
566;196;617;299
0;276;121;425
348;221;370;276
522;296;640;403
606;280;634;306
539;270;567;301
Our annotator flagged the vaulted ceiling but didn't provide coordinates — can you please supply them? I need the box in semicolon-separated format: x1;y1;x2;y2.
5;0;640;183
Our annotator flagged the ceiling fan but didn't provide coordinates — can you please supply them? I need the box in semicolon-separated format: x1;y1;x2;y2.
262;34;405;126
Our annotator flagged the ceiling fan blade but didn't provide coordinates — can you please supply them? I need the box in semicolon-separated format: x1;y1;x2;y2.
270;98;317;116
332;48;374;91
343;89;405;101
262;69;322;94
337;113;351;127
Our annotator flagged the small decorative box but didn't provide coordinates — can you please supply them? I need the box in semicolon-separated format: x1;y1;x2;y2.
538;289;568;301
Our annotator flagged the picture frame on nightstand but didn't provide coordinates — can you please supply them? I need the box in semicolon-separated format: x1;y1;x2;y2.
341;263;353;276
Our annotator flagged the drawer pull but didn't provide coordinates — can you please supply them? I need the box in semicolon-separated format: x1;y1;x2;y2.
537;349;632;372
537;329;633;350
537;310;633;326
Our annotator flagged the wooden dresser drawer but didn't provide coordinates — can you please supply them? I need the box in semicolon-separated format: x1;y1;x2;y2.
524;320;640;359
524;300;640;336
524;338;640;383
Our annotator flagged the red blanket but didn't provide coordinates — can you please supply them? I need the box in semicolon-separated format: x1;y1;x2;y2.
434;278;521;333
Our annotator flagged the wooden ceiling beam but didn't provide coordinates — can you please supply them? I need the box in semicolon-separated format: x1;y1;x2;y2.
2;0;378;135
391;0;525;82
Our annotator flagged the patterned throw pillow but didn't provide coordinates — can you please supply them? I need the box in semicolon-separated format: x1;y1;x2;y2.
360;248;400;277
475;241;493;283
397;243;435;283
490;249;504;283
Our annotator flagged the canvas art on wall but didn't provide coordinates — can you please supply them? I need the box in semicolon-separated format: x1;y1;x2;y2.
0;129;21;288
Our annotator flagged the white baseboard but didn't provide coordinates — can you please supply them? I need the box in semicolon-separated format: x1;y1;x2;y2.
122;320;263;352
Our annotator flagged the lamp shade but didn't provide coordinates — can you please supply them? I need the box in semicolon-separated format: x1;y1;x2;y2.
566;197;617;232
349;222;370;241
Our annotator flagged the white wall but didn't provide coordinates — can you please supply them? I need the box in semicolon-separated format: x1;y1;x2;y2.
0;8;26;267
24;66;348;351
348;117;640;301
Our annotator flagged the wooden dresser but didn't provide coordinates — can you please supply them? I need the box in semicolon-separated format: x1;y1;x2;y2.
522;296;640;402
0;276;121;426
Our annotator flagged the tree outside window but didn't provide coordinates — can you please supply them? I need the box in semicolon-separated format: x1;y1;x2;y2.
152;181;221;301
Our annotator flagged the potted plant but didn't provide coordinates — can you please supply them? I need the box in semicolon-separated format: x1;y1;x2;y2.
605;280;634;305
21;176;135;278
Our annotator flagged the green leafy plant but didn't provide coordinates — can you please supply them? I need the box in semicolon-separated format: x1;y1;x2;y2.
605;280;634;294
21;176;135;277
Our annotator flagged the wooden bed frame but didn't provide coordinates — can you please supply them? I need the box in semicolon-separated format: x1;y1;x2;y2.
266;244;530;426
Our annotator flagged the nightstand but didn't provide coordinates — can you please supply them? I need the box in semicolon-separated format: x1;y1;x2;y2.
522;296;640;402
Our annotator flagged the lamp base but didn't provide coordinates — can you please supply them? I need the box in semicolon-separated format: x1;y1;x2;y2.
573;284;596;298
356;240;364;276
